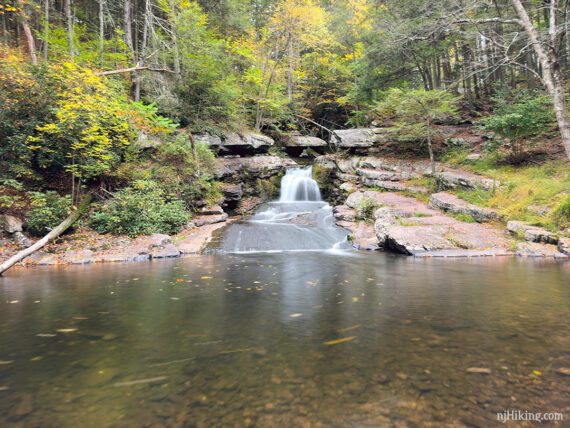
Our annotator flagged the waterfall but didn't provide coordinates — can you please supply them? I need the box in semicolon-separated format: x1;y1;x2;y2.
215;165;348;253
279;167;322;202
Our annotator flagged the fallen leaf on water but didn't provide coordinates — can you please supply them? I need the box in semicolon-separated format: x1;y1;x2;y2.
30;356;43;362
466;367;491;374
175;278;185;283
220;347;256;355
289;313;303;318
0;386;8;391
114;376;167;387
324;336;357;346
336;325;361;333
57;329;78;333
201;276;213;279
532;370;542;376
170;297;180;301
352;297;359;303
0;361;14;365
36;334;57;338
8;301;19;304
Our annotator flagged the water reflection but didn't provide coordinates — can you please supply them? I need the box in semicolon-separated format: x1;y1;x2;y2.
0;253;569;427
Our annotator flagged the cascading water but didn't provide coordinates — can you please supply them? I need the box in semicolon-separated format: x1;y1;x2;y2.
215;166;349;253
279;167;322;202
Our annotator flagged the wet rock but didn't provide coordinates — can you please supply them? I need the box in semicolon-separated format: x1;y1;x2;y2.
220;183;243;201
151;244;181;259
435;171;498;191
62;250;94;265
558;237;570;255
11;394;33;419
507;221;558;244
94;253;150;263
429;192;499;223
3;215;23;233
515;242;567;258
334;205;356;222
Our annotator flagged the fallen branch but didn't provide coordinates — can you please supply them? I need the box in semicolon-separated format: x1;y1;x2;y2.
294;114;341;150
0;194;93;276
96;66;178;76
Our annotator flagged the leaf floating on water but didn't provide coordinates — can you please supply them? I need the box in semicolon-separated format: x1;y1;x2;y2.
0;360;14;365
175;278;185;283
0;386;8;391
289;313;303;318
336;325;361;333
170;297;180;301
36;334;57;338
8;301;19;304
352;297;359;303
324;336;357;346
219;347;255;355
56;329;78;333
201;276;213;280
114;376;167;387
466;367;491;374
532;370;542;376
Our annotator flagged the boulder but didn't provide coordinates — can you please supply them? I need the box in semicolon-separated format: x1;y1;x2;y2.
286;136;328;148
151;244;181;259
516;242;567;258
200;205;224;216
435;171;498;191
428;192;499;223
331;128;392;148
363;180;408;192
221;132;274;154
507;221;558;244
220;183;243;202
194;134;222;148
339;182;357;193
12;231;31;248
216;156;296;180
3;215;23;233
193;213;229;227
135;132;161;149
345;191;386;209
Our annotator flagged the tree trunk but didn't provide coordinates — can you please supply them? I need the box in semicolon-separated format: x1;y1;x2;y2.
64;0;74;58
511;0;570;160
426;119;436;175
99;0;105;65
0;195;92;276
43;0;50;61
15;0;38;65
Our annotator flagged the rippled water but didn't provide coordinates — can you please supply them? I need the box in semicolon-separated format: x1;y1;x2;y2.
0;253;569;427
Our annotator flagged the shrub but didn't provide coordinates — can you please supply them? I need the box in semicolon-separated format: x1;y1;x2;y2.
90;182;190;237
26;191;72;236
552;195;570;229
357;197;377;221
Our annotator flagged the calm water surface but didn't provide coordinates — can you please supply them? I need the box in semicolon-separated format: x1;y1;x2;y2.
0;252;569;427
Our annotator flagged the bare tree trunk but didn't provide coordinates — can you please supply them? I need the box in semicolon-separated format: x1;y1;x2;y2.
43;0;50;61
427;118;436;175
287;33;294;102
0;195;92;276
15;0;38;65
99;0;105;65
64;0;74;58
134;0;151;102
511;0;570;160
124;0;134;52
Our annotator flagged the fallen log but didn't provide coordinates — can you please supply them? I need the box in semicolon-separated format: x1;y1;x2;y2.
0;194;93;276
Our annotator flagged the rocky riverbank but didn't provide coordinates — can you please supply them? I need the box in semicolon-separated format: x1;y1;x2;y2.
316;154;569;259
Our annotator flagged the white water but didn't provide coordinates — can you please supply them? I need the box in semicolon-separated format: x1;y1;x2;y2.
217;166;349;253
279;167;322;202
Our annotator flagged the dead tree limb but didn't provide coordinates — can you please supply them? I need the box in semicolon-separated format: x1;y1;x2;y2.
294;114;341;150
0;194;93;276
95;65;178;76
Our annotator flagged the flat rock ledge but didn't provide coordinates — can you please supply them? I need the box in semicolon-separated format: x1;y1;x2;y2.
10;215;234;268
428;192;500;223
507;221;559;245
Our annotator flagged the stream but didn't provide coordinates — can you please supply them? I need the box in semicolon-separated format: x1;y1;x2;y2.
0;167;569;427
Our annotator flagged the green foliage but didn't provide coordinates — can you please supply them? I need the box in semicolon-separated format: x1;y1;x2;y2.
357;197;377;221
26;191;72;236
90;182;190;237
374;88;460;141
482;93;555;159
552;195;570;229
